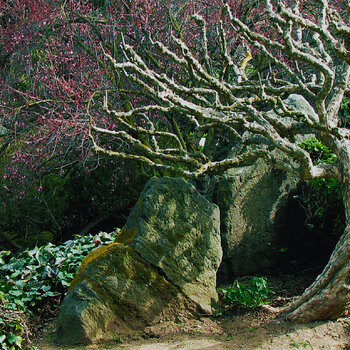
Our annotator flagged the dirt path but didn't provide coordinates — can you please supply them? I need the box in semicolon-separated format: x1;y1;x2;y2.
35;312;350;350
34;273;350;349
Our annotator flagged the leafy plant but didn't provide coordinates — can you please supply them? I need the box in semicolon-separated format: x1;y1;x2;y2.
218;277;274;309
300;136;337;165
0;291;33;350
298;137;344;236
0;231;116;349
299;136;340;198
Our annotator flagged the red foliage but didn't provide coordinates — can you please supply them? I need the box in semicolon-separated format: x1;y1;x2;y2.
0;0;344;200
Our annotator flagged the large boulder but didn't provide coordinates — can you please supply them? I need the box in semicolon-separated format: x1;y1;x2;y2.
56;244;198;345
215;159;300;279
57;177;222;344
213;94;316;279
116;177;222;314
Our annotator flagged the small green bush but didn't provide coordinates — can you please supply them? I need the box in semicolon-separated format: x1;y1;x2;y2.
0;231;116;312
219;277;274;309
0;231;116;349
0;292;31;350
299;136;341;198
298;137;345;241
300;136;337;165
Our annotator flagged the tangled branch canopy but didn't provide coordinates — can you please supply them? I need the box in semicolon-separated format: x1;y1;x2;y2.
89;0;350;181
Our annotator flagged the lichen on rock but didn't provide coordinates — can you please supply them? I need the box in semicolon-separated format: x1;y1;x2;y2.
118;177;222;314
57;177;222;345
56;243;198;345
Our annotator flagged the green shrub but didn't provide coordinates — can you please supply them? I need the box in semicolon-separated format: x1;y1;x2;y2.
218;277;274;309
297;137;345;241
0;231;116;349
299;136;340;197
0;291;32;350
300;136;337;165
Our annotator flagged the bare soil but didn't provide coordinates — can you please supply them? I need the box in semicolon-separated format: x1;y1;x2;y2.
33;272;350;350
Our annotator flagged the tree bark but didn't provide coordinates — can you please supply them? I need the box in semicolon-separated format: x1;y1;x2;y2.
282;141;350;322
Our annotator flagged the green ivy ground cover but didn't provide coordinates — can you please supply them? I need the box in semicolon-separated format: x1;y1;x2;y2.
0;231;116;349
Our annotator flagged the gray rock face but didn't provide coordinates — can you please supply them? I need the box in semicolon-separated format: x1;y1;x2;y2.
266;93;319;142
213;94;313;279
283;94;319;123
215;159;299;278
117;177;222;313
56;244;198;345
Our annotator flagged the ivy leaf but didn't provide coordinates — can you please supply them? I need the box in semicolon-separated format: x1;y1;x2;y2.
0;251;11;265
7;332;22;346
8;289;23;297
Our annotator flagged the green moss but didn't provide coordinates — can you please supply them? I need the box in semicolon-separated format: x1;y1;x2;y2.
110;245;159;283
69;243;120;289
69;242;175;299
114;227;138;245
69;243;160;289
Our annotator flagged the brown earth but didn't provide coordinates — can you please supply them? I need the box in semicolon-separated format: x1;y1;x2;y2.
33;313;350;350
33;272;350;350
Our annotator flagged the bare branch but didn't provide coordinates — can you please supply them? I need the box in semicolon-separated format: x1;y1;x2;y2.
88;0;347;182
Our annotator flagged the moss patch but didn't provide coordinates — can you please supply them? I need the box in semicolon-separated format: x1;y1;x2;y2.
69;243;120;290
114;227;138;245
57;242;199;345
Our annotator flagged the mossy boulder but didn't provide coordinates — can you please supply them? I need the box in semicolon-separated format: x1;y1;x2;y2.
57;177;222;344
214;158;300;279
213;95;315;280
116;177;222;313
56;243;198;345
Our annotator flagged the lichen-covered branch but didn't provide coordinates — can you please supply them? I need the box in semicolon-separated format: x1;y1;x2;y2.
89;0;348;181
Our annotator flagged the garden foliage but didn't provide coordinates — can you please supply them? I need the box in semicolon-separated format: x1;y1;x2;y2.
0;231;115;349
219;277;274;309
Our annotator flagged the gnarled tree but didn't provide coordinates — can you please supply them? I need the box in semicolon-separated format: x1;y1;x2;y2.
89;0;350;322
